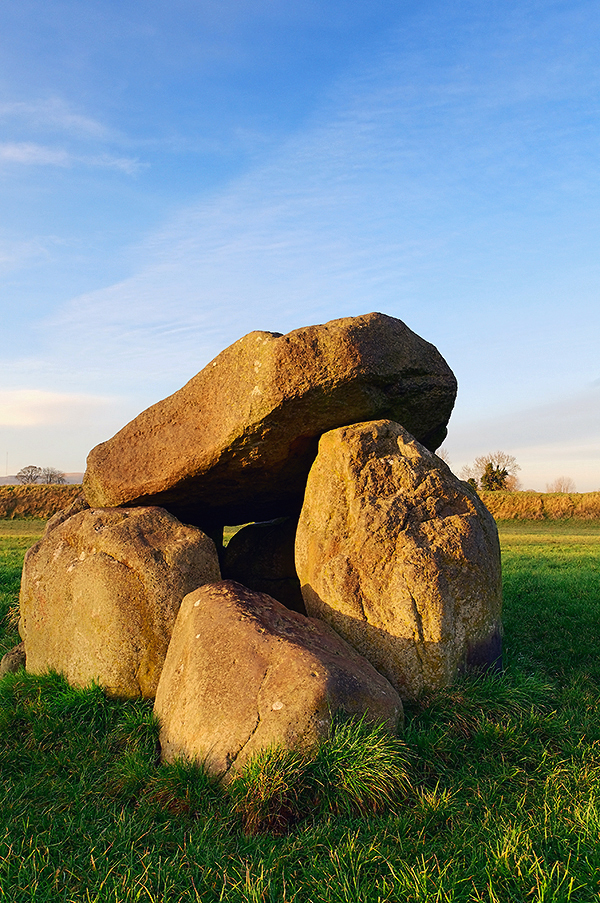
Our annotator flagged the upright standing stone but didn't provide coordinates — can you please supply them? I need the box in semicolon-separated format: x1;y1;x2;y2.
221;517;305;613
295;420;502;699
19;506;221;697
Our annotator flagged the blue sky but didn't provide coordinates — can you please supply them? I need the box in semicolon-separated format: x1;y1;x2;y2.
1;0;599;490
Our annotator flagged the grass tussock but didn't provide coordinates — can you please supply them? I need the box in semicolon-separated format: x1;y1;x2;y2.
1;518;600;901
229;716;411;834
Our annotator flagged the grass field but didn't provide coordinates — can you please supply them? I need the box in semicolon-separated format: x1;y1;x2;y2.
1;517;600;902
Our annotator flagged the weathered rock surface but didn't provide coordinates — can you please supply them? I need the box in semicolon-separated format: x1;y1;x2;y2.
295;421;502;700
154;580;403;777
221;517;305;613
83;313;457;529
19;506;221;697
0;642;25;678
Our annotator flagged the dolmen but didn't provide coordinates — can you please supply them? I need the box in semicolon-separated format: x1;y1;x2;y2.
13;312;502;779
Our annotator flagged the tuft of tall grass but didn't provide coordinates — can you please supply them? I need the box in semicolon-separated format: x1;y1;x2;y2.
308;714;412;817
229;715;412;834
229;745;311;835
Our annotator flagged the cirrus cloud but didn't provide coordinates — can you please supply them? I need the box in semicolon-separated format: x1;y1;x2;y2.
0;142;141;172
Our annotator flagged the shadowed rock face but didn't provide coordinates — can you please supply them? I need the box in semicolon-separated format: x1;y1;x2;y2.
83;313;457;529
154;580;403;777
221;517;306;614
295;420;503;700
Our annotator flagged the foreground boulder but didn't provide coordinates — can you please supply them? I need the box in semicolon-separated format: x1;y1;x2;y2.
83;313;457;530
295;421;502;700
221;518;305;613
19;507;221;697
154;580;402;777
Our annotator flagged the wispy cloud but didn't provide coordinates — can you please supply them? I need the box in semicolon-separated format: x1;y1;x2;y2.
0;235;58;275
0;96;142;173
0;143;71;166
0;390;114;427
0;97;112;139
0;142;141;172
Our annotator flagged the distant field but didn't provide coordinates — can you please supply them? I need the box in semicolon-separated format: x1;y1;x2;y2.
0;518;244;545
480;489;600;520
497;520;600;684
0;518;47;538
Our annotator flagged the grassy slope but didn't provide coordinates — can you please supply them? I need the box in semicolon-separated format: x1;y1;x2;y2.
1;519;600;901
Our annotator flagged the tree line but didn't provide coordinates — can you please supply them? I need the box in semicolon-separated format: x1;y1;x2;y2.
15;465;67;485
438;449;577;493
459;451;521;492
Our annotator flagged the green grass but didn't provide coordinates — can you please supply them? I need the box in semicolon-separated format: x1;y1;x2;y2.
0;520;44;659
1;518;600;901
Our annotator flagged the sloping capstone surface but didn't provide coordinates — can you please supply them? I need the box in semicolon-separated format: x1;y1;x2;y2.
19;506;221;697
295;421;502;700
154;580;403;777
83;313;457;529
221;517;305;613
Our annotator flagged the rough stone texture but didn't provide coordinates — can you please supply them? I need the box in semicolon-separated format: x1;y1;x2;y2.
83;313;457;529
19;506;221;698
44;492;90;530
0;642;25;678
221;517;305;614
154;580;403;777
295;420;502;700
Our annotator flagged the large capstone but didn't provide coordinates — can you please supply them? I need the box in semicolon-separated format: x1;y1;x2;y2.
19;506;221;697
295;420;502;700
83;313;457;529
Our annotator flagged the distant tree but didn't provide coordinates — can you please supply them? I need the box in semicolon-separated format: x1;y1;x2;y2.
461;451;521;492
546;476;576;493
40;466;67;484
459;463;480;487
480;461;508;491
15;465;42;484
504;473;522;491
435;446;451;465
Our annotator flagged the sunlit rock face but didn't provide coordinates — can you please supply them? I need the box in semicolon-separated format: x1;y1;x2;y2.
295;420;503;700
16;312;503;776
83;312;457;531
19;506;221;698
154;580;403;777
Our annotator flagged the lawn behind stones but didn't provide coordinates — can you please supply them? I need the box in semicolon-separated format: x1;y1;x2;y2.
1;518;600;901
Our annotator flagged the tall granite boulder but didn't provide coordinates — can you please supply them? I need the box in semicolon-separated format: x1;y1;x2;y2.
83;313;457;530
221;517;305;613
19;506;221;697
154;580;403;777
295;421;502;700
